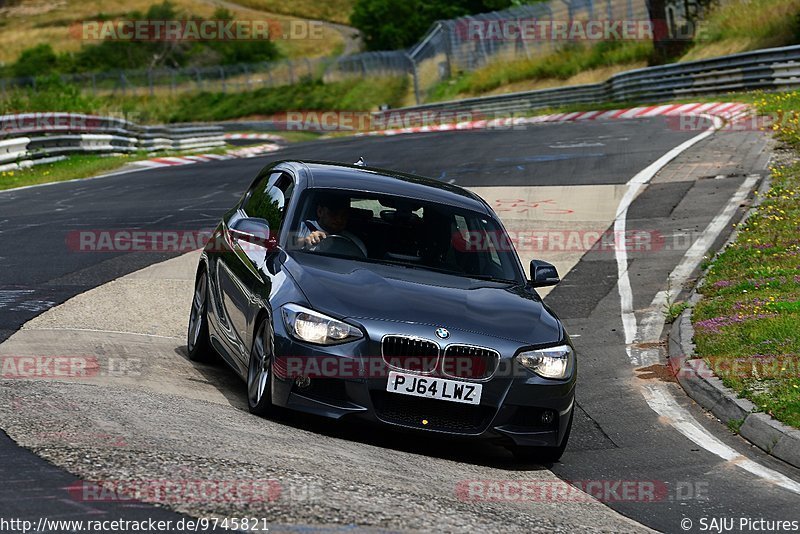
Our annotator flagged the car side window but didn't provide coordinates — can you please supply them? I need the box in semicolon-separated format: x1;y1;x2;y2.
244;171;295;233
243;171;279;214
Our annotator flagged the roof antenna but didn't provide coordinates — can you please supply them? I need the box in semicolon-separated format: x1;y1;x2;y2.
354;157;366;167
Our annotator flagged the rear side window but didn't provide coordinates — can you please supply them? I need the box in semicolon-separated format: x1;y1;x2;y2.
244;171;295;232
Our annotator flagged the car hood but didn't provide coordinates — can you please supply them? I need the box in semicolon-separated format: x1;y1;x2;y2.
283;253;563;346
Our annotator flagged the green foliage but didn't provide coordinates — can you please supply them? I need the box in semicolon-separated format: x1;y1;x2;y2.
12;44;59;78
664;301;689;324
0;75;408;122
2;75;101;113
7;1;280;78
154;76;408;122
351;0;515;51
727;418;744;434
701;0;800;44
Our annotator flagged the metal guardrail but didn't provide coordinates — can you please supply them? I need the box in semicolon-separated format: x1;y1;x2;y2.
0;113;224;171
392;44;800;116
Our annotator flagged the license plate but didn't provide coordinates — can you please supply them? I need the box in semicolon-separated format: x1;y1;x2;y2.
386;371;482;405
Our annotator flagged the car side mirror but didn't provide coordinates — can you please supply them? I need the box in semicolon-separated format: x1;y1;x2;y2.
530;260;560;287
229;218;278;251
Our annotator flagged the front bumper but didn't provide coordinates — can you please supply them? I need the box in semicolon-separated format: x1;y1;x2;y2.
271;317;576;448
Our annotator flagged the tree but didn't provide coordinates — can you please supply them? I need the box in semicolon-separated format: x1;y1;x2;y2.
351;0;515;51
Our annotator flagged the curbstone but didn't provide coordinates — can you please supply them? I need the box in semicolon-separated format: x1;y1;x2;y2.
772;429;800;467
669;297;800;469
740;413;784;454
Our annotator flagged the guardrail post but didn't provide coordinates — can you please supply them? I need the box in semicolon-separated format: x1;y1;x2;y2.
406;53;421;106
517;17;531;59
243;65;251;90
265;62;273;87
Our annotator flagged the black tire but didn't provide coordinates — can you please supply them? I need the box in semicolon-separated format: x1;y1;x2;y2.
187;269;214;362
512;410;573;464
247;318;275;416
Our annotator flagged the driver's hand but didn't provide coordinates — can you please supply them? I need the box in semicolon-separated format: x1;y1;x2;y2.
304;230;327;247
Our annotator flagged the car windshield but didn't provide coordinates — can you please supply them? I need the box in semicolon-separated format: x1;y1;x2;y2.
288;189;522;283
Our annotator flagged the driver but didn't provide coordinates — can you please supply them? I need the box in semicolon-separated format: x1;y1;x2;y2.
296;195;368;256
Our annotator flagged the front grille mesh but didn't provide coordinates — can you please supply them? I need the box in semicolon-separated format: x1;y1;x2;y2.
442;345;499;380
382;335;439;373
371;391;493;433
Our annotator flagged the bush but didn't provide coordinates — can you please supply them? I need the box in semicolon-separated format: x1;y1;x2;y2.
2;75;100;113
12;44;59;78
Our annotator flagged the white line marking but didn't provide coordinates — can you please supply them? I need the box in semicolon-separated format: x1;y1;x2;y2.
614;119;800;493
642;384;800;494
614;115;723;348
637;175;759;353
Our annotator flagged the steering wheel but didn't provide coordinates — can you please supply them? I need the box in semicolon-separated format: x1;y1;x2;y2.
308;234;366;258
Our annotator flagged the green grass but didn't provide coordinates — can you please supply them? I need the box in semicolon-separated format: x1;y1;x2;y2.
0;144;235;190
692;159;800;429
226;0;356;24
664;301;689;324
0;128;328;191
264;131;324;143
727;418;745;434
1;76;409;123
682;0;800;59
0;154;145;190
428;40;652;101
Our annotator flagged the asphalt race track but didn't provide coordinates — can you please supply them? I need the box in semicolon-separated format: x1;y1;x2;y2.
1;117;798;532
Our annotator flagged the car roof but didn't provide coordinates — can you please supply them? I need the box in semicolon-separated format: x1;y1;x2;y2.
291;160;492;215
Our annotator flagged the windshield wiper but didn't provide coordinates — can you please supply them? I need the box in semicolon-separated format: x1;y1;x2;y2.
462;273;517;283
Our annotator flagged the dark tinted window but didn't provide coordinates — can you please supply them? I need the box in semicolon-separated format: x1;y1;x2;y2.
244;171;294;231
290;189;523;283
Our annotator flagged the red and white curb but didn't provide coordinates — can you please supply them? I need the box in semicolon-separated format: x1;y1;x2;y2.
355;102;751;137
130;103;752;169
133;142;282;169
224;133;285;142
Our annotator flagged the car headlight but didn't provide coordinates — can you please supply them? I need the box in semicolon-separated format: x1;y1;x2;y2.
516;345;574;379
282;304;363;345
